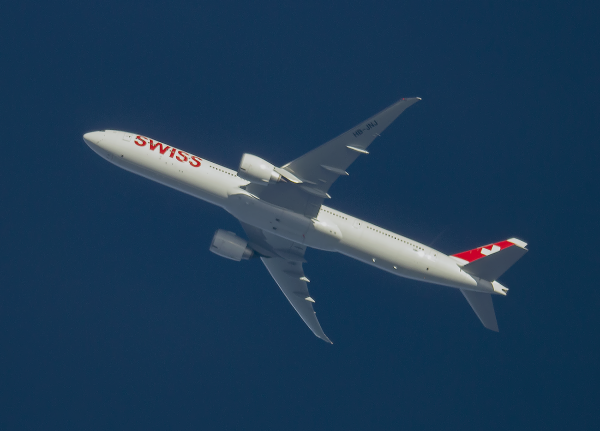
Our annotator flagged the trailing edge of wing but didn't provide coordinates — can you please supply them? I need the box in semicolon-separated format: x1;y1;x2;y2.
261;256;332;343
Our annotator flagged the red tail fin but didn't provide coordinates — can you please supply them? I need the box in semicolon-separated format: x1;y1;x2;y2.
451;238;528;281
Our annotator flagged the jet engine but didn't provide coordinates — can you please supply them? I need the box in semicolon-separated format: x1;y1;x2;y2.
209;229;254;261
237;154;281;185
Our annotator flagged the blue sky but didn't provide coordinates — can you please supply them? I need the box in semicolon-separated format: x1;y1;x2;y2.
1;1;598;429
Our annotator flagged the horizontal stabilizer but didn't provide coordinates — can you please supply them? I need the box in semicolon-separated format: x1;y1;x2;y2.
452;238;528;281
461;289;498;332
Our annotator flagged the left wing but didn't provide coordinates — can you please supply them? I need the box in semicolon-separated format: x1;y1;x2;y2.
241;223;332;343
246;97;420;218
281;97;421;196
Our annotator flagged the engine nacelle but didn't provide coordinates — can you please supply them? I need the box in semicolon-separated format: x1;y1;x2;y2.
209;229;254;261
237;154;281;185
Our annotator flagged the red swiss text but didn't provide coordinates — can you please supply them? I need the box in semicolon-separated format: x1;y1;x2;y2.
134;136;202;168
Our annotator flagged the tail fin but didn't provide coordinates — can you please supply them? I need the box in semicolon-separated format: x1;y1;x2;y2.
451;238;528;282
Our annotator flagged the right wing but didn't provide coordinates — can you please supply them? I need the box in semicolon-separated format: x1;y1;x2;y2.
261;256;331;343
241;222;331;343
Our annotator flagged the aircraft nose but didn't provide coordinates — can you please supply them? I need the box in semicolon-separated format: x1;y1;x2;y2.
83;131;104;147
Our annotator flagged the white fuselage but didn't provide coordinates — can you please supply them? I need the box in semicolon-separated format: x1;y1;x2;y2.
85;130;499;294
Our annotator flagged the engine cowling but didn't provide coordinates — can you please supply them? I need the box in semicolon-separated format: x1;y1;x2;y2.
209;230;254;261
237;154;281;185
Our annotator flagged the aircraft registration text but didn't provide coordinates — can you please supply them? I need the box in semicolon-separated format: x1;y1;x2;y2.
352;120;378;137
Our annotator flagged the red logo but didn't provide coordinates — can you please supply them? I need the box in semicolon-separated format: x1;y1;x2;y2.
134;136;202;168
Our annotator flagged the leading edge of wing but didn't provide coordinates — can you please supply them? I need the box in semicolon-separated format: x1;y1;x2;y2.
260;256;332;344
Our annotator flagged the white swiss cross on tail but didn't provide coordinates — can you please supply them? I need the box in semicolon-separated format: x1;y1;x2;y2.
480;244;501;256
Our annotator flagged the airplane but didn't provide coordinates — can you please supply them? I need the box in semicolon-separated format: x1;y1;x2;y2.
83;97;527;343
